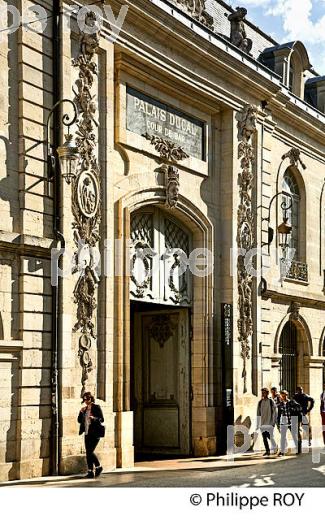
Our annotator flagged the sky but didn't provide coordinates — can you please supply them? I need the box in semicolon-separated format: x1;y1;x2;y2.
227;0;325;74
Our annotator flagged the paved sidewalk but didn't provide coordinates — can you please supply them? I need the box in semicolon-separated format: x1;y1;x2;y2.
0;450;293;487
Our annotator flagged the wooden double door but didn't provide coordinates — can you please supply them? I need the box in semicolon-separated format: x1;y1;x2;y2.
132;309;191;457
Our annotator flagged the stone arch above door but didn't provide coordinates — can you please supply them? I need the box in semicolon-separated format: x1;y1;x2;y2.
319;327;325;357
274;306;313;392
114;188;216;444
274;306;313;357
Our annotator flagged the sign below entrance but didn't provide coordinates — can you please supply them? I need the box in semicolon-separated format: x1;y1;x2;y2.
126;87;205;161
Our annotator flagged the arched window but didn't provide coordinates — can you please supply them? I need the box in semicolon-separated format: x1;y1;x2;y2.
283;171;300;260
288;52;304;97
279;321;297;397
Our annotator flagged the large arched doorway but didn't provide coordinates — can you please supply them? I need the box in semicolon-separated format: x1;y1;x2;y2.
130;206;192;458
279;321;297;396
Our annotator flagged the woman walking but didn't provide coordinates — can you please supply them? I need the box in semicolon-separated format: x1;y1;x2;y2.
78;392;104;478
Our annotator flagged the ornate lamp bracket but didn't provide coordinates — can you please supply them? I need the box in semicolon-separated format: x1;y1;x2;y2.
261;191;293;254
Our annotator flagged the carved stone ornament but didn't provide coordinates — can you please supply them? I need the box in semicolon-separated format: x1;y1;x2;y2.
169;0;214;29
149;315;175;348
77;170;100;218
236;104;257;393
228;7;253;55
143;133;189;163
72;11;101;394
289;301;301;321
168;250;189;304
143;133;189;209
130;241;156;299
166;165;180;209
282;147;306;170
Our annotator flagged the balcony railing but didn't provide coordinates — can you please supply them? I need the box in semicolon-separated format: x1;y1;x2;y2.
285;260;309;283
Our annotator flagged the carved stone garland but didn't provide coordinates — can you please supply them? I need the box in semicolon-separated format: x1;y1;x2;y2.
143;133;189;209
236;104;257;393
71;12;101;394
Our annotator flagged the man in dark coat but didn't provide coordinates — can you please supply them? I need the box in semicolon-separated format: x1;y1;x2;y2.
293;386;314;446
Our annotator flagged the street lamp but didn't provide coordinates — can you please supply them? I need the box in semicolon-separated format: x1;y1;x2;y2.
262;191;293;255
46;99;79;184
46;99;79;477
277;216;292;256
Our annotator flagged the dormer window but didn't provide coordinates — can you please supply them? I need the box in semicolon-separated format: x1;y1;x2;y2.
260;41;311;98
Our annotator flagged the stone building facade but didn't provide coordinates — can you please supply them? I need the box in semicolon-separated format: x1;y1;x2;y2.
0;0;324;481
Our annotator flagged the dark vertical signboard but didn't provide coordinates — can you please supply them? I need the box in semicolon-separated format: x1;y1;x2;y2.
221;303;234;452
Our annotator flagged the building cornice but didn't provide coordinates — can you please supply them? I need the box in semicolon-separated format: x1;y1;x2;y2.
262;288;325;310
67;0;325;146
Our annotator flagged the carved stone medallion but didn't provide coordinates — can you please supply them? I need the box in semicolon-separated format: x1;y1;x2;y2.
77;170;100;218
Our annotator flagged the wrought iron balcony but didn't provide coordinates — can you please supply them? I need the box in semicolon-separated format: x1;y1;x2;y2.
285;260;309;283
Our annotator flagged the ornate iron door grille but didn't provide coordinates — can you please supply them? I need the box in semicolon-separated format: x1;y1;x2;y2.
130;208;192;305
279;321;297;397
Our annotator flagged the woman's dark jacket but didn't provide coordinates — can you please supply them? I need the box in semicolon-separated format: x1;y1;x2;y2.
78;404;104;437
277;399;302;426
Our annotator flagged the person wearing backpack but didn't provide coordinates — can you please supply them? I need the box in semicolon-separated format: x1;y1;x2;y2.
277;390;302;456
256;388;278;456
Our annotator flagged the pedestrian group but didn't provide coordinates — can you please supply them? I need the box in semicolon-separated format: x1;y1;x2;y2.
256;384;325;457
76;384;325;479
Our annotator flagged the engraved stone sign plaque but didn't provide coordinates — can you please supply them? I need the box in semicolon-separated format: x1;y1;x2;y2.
126;87;205;161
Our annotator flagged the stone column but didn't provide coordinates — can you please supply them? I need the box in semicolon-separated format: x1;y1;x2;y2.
115;201;134;468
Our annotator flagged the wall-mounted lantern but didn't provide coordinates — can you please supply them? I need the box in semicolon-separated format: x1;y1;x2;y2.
262;191;293;255
46;99;79;184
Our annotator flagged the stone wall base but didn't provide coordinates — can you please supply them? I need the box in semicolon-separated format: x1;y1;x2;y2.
0;462;20;482
116;411;134;468
59;447;116;475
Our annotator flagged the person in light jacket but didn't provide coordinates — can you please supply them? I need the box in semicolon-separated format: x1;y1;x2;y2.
256;388;278;456
78;391;104;478
277;390;302;456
